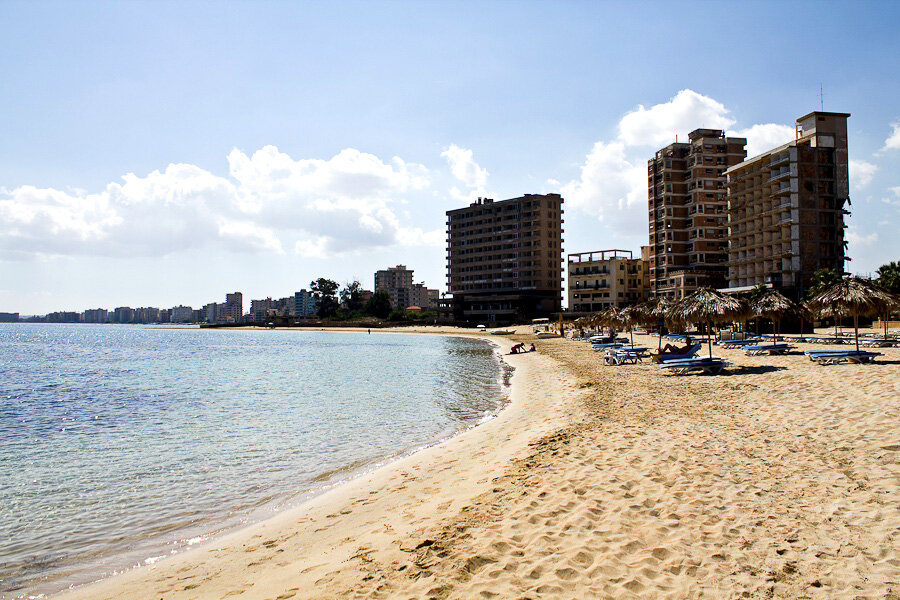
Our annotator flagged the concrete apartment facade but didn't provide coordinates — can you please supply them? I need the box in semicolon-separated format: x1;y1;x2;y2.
224;292;243;322
725;111;850;294
294;289;317;317
648;129;747;299
568;248;650;313
375;265;414;309
446;194;564;323
374;265;438;310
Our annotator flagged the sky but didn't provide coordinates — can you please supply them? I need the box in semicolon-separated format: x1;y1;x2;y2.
2;0;899;315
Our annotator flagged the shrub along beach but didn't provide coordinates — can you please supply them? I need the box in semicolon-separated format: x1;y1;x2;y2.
54;325;899;600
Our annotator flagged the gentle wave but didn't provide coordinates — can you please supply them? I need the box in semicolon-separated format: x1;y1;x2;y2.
0;324;509;598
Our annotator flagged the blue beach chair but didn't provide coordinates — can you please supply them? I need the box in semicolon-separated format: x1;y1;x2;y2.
659;357;731;375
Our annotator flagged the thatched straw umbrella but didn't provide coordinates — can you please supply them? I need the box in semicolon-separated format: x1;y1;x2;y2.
875;290;900;341
667;288;745;358
750;289;798;345
618;304;642;348
809;277;897;351
597;306;621;334
796;299;815;339
644;296;674;351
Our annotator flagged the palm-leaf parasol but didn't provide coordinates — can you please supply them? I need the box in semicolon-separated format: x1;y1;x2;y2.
618;304;642;348
646;296;674;351
750;290;798;345
667;288;745;358
809;277;897;352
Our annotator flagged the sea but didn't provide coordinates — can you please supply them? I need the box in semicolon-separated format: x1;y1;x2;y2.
0;324;511;598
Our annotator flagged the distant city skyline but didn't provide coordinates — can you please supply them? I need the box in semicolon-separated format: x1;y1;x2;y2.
2;1;899;313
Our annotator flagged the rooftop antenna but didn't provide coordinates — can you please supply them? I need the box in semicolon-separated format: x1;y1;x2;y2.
819;84;824;111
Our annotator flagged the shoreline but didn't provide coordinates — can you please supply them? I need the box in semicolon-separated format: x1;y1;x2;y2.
48;327;900;598
49;328;564;600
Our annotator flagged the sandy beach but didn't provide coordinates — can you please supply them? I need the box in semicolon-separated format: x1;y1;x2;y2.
54;327;899;599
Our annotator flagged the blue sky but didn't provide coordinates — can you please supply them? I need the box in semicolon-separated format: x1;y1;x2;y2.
2;0;899;314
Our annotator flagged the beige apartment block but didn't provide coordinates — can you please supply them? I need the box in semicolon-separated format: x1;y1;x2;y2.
446;194;564;323
568;248;649;313
374;265;438;309
725;111;849;292
648;129;747;299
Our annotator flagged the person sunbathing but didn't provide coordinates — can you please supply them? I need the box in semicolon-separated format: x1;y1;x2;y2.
661;336;694;355
596;328;617;343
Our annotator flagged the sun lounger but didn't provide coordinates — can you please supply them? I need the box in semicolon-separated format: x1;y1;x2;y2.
660;357;731;375
716;338;762;348
603;347;649;365
805;336;847;344
743;343;795;356
650;343;702;363
807;350;881;365
592;342;625;351
860;338;898;348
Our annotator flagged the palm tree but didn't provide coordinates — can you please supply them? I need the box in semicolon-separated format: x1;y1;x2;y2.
876;261;900;294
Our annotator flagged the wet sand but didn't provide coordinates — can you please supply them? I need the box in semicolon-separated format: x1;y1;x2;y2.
54;327;900;599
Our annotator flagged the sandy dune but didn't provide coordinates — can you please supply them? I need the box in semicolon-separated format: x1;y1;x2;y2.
54;328;900;599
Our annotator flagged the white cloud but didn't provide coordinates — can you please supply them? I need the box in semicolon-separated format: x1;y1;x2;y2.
441;144;488;190
617;89;735;147
0;146;434;260
217;220;283;254
562;89;885;241
881;186;900;208
846;227;879;248
561;141;646;230
882;122;900;151
730;123;795;158
849;159;877;190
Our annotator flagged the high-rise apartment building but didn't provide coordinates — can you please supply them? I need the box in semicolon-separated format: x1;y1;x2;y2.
568;248;649;313
82;308;108;323
648;129;747;298
294;289;317;317
374;265;438;310
250;298;277;322
170;305;194;323
224;292;243;322
446;194;564;323
374;265;415;309
113;306;134;323
725;111;850;293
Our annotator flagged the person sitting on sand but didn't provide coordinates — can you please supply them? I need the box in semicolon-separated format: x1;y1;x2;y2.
660;336;694;355
528;343;535;352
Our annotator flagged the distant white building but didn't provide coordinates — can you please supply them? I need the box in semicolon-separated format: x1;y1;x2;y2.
294;289;317;317
170;305;193;323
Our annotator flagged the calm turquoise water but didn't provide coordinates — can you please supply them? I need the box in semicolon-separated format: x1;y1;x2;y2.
0;324;509;598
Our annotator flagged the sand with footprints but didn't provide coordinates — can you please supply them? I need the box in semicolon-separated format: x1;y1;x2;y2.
55;328;900;599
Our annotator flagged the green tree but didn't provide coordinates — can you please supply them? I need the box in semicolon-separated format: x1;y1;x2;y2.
748;283;769;302
876;261;900;293
364;290;392;319
310;278;340;317
340;280;366;312
806;268;842;299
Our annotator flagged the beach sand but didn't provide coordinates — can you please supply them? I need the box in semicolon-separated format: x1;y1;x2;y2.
54;327;899;599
